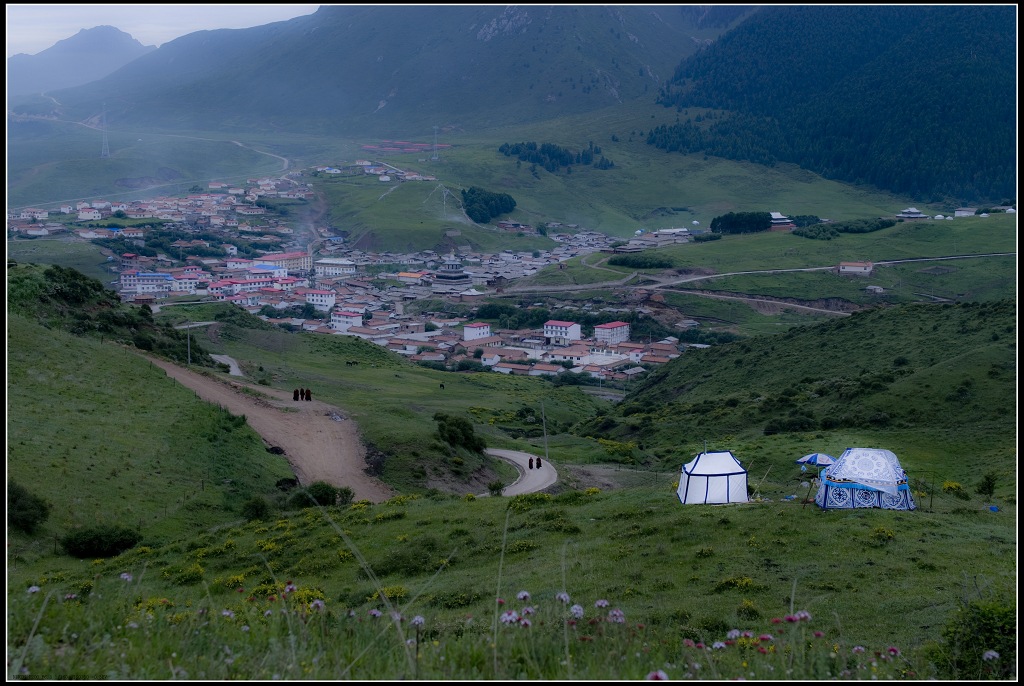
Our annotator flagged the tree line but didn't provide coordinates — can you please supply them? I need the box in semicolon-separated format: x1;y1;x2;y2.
498;141;615;173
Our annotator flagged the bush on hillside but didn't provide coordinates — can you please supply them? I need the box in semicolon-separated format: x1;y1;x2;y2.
241;496;272;521
928;598;1016;679
289;481;340;508
61;525;142;558
434;412;487;453
8;481;51;534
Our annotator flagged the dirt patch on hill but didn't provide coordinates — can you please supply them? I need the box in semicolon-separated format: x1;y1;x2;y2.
146;356;395;503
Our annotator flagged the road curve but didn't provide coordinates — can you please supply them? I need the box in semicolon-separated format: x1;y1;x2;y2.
485;448;557;496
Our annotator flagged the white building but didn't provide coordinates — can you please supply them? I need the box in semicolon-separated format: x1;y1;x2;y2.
594;321;631;345
544;320;582;346
303;289;337;312
330;310;364;332
314;258;357;278
463;322;492;342
838;261;873;276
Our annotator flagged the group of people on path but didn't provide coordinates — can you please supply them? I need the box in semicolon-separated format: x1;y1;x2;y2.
293;387;312;401
528;456;542;470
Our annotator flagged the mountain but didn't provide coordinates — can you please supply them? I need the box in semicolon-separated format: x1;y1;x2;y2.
23;5;753;135
651;5;1017;203
6;25;156;97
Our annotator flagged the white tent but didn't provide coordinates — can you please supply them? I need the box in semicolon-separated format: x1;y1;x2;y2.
814;448;916;510
677;451;748;504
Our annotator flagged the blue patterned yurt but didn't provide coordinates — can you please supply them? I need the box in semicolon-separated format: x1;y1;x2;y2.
814;448;916;510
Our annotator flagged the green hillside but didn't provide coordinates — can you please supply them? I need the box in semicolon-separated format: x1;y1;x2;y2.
584;300;1016;481
6;264;1017;679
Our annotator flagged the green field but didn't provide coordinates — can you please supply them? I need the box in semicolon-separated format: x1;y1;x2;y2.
7;238;115;285
7;262;1016;679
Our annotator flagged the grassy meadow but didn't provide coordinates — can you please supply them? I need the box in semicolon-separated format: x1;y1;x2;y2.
7;238;116;285
7;260;1016;678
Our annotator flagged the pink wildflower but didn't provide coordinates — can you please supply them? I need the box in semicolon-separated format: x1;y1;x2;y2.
887;647;901;657
608;608;626;624
727;629;741;639
556;591;571;604
982;650;1000;661
519;618;532;628
713;642;727;650
852;645;866;654
595;599;610;608
517;590;530;601
309;599;325;611
813;631;824;638
645;670;669;680
411;615;425;627
759;634;773;642
795;610;812;621
570;604;584;619
369;609;382;618
683;639;696;648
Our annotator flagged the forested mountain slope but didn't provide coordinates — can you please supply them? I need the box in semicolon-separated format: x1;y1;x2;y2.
653;5;1016;202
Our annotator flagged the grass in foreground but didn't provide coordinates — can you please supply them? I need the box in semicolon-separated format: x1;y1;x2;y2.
7;485;1015;680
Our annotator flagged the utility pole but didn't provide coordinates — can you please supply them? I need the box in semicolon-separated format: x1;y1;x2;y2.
186;319;191;365
541;400;550;466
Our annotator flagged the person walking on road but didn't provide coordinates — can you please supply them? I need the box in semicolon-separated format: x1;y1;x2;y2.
529;457;534;470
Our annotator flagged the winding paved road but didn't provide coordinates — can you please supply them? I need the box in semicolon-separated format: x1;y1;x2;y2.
484;449;557;496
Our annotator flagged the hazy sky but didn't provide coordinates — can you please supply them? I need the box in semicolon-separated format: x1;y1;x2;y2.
6;4;320;58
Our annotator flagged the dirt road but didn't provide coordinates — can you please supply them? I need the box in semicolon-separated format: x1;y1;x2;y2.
147;357;395;503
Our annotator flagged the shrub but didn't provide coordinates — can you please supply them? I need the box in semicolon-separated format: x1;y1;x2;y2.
336;486;354;506
942;481;970;500
241;496;272;522
487;481;505;497
61;525;142;558
976;471;997;498
8;481;50;534
930;598;1016;679
290;481;339;508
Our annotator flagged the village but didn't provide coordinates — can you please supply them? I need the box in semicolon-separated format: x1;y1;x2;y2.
7;163;709;382
12;160;983;382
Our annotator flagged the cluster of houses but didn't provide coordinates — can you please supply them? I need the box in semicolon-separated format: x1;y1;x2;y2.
117;245;686;380
269;312;684;382
7;174;312;237
313;159;438;183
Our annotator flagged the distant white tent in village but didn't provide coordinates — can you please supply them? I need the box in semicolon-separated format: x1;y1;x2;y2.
814;448;916;510
677;451;748;504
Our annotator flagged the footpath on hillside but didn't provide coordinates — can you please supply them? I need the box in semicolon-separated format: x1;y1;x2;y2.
145;356;395;503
